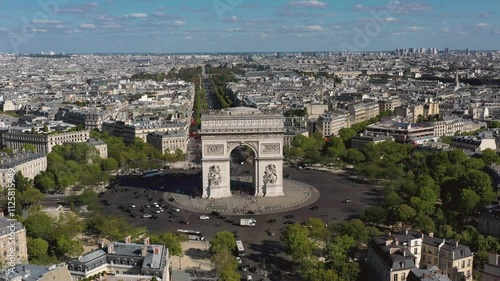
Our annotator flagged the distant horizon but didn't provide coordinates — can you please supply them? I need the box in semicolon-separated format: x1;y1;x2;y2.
1;0;499;53
3;49;499;56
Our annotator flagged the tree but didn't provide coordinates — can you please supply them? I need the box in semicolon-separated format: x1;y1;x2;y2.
306;218;328;241
281;223;314;262
34;172;56;192
343;148;366;164
27;238;49;261
211;248;239;281
210;231;236;255
338;128;357;142
460;170;495;206
101;158;119;171
480;149;499;165
18;187;45;208
334;219;371;245
22;144;37;152
158;233;183;256
24;212;55;240
397;204;416;224
55;237;84;258
14;171;32;192
460;189;480;214
362;206;387;224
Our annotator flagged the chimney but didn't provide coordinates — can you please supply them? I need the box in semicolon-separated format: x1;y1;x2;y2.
154;246;160;255
429;232;434;237
98;241;105;249
141;246;148;257
421;233;424;239
405;229;409;235
125;236;132;244
144;237;150;245
107;243;114;254
403;250;406;257
455;241;459;248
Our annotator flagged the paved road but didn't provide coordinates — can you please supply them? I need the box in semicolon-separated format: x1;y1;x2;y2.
100;166;381;280
203;77;221;110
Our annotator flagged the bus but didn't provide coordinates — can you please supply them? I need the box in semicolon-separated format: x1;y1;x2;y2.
143;169;161;178
177;229;205;241
236;240;245;257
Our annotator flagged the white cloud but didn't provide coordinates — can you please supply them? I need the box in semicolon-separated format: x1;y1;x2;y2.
440;27;449;33
476;22;491;28
174;20;186;26
223;16;239;22
385;17;398;22
354;4;365;10
128;13;148;18
30;28;48;33
288;0;328;8
185;36;192;40
408;26;424;32
32;20;62;24
102;23;122;29
302;25;324;31
79;23;96;29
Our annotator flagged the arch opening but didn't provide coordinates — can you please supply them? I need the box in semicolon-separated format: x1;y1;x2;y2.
229;144;256;196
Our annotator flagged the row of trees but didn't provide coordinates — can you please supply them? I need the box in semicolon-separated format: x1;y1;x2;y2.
281;218;381;281
34;143;112;193
209;232;240;281
209;76;233;108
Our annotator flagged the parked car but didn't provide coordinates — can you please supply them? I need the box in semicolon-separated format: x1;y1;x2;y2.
199;215;210;220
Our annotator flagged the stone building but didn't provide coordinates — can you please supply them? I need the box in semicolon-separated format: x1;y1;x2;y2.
348;101;379;124
0;216;28;267
317;112;349;137
102;120;187;143
0;152;47;188
481;253;500;281
368;230;473;281
86;138;108;159
0;264;72;281
2;130;90;154
146;131;188;154
351;133;394;150
68;238;169;281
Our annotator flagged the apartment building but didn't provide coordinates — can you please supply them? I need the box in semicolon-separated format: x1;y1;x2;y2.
68;238;169;281
379;98;401;112
481;253;500;281
0;152;47;187
351;133;394;150
0;216;28;267
55;107;112;130
450;136;496;152
348;101;379;124
87;138;108;159
365;120;435;143
102;120;187;143
432;118;485;137
146;131;188;154
478;203;500;238
368;231;473;281
317;112;349;137
0;264;72;281
2;130;90;154
394;105;424;123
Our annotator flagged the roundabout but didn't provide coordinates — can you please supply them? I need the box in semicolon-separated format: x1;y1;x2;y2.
165;178;320;215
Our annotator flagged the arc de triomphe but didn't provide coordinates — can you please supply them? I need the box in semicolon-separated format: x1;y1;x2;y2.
200;107;285;199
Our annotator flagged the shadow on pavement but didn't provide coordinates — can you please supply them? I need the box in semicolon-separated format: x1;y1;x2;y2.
185;248;211;260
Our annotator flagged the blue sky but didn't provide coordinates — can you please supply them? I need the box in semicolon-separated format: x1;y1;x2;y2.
0;0;498;53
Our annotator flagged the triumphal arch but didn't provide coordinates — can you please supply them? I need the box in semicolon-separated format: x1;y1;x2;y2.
200;107;285;199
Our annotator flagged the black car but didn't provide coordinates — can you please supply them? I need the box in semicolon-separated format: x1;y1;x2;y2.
211;211;220;216
310;206;319;210
246;210;255;215
284;220;294;224
267;219;277;223
152;215;159;219
284;214;294;219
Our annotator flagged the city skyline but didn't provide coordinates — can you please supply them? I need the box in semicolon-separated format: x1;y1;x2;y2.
0;0;499;53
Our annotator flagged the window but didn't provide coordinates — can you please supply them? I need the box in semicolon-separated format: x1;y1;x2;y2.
402;272;406;281
462;260;465;269
414;248;418;254
467;259;471;267
394;274;398;281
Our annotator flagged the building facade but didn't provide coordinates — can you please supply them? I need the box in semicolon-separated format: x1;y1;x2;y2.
365;120;435;143
351;133;394;150
368;231;473;281
102;120;187;143
2;130;90;154
317;112;349;137
146;131;188;154
481;253;500;281
450;136;497;152
87;138;108;159
0;216;28;268
348;101;379;124
0;152;47;187
0;264;72;281
68;239;169;281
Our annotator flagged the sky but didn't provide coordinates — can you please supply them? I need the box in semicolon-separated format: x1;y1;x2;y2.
0;0;499;53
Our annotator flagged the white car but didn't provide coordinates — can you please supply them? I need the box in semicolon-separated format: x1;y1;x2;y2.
143;214;152;219
246;275;253;281
129;204;136;208
236;257;242;264
199;215;210;220
172;208;180;212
